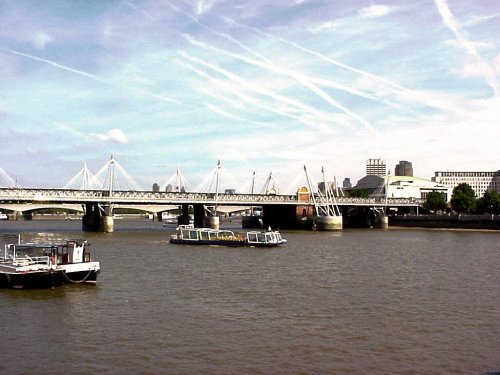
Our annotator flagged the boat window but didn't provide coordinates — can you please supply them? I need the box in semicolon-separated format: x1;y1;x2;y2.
257;233;266;242
199;231;209;240
247;233;258;242
188;230;198;240
57;246;69;255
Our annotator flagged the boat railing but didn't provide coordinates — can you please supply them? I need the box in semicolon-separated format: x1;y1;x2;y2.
11;255;50;267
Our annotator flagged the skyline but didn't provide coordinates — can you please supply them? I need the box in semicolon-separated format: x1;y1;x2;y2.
1;0;499;190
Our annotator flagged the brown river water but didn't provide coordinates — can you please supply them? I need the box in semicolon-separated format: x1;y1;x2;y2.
0;219;499;374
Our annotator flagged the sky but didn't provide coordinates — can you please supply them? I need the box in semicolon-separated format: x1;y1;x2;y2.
0;0;499;192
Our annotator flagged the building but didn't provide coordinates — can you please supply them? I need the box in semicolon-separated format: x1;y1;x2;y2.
395;161;413;177
432;171;500;197
366;159;386;176
343;178;352;189
356;175;452;201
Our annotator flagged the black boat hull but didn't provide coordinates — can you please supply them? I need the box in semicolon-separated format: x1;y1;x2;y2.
0;270;100;289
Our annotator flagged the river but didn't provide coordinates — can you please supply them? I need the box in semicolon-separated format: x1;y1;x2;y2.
1;219;499;374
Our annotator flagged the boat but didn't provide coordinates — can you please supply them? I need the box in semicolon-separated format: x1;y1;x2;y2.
170;224;287;247
0;212;8;220
0;239;100;289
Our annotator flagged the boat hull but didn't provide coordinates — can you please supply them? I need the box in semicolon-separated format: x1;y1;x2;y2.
0;269;100;289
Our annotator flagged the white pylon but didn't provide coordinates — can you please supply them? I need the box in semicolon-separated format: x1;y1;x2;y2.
64;161;96;190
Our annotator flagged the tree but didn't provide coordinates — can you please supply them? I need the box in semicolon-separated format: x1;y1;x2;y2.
348;189;369;198
476;191;500;214
423;192;448;213
450;183;476;214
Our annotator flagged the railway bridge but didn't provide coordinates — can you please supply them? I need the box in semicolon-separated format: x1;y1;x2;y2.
0;187;422;232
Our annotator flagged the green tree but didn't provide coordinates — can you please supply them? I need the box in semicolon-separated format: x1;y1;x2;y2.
450;183;476;214
348;189;369;198
423;192;448;213
476;191;500;214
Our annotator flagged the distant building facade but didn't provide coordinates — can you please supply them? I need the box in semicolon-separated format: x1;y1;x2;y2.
366;159;386;176
432;171;500;197
395;161;413;177
357;175;452;201
343;178;352;189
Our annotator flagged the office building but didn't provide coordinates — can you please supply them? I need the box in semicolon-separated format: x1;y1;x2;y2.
395;161;413;177
366;159;386;176
432;170;500;197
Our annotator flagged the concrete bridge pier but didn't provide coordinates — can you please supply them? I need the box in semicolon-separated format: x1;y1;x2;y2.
82;203;114;232
203;215;219;230
373;210;389;229
82;203;101;232
315;215;343;230
193;204;205;228
100;205;114;233
177;204;191;226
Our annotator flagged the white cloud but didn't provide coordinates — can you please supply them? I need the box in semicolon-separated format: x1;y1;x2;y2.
196;0;217;16
90;128;128;144
358;5;393;19
32;31;53;50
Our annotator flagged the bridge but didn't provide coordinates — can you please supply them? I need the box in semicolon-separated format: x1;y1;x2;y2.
0;187;422;231
0;157;423;232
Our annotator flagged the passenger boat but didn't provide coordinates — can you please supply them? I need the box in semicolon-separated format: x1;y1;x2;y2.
0;239;100;289
170;224;287;247
0;211;8;220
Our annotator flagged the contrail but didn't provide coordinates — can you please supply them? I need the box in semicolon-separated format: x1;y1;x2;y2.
177;56;326;129
176;4;412;100
229;17;412;93
183;35;376;132
179;57;311;128
434;0;499;97
123;1;156;21
165;0;377;131
0;47;181;104
177;50;352;130
221;15;453;112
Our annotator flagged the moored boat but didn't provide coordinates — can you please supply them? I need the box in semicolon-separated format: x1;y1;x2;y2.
170;224;287;247
0;239;100;289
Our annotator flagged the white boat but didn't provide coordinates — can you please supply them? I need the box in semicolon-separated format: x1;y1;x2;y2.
0;240;100;289
170;224;287;247
0;212;8;220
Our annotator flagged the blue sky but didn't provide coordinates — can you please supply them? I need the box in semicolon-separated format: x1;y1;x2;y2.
0;0;499;191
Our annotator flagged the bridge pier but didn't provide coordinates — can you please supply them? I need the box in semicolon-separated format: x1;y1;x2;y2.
82;203;114;232
315;215;343;230
193;204;205;228
262;205;299;230
177;204;191;226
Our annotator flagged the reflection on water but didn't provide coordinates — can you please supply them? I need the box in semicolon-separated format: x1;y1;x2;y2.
1;219;500;374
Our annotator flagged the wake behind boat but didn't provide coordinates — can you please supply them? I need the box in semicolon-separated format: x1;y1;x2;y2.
170;224;287;247
0;239;100;289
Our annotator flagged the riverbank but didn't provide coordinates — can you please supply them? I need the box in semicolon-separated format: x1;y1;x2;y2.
389;214;500;230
